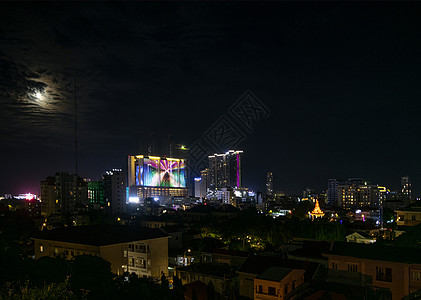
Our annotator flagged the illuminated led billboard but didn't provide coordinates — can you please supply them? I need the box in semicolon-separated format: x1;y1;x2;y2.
133;156;186;188
143;157;160;186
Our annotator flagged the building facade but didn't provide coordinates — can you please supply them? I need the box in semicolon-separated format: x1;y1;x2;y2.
87;180;105;210
208;150;242;190
128;155;188;203
103;169;126;215
401;176;412;206
41;172;88;216
324;242;421;300
266;172;273;196
254;267;305;300
32;225;169;277
337;182;382;209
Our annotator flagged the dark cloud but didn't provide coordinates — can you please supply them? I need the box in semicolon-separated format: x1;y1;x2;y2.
0;2;421;195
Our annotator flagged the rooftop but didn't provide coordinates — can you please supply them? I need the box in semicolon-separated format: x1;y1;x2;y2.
255;267;293;282
177;263;236;278
326;241;421;264
32;225;168;246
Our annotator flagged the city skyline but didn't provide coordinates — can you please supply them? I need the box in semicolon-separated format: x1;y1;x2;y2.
1;2;420;196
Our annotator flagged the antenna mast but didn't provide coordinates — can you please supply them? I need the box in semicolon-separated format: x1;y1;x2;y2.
74;76;78;175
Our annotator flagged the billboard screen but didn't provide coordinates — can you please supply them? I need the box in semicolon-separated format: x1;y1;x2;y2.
135;161;143;186
133;156;186;188
143;158;160;186
179;160;186;187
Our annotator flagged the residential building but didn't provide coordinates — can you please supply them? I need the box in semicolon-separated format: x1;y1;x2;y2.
237;255;319;299
345;232;376;244
337;183;382;209
40;172;88;216
87;180;105;210
396;207;421;226
254;267;305;300
208;150;242;189
324;241;421;300
32;225;169;277
176;263;238;297
103;169;126;215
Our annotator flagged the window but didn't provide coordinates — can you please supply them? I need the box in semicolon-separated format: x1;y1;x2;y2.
348;264;358;272
268;287;276;296
40;245;44;252
258;285;262;293
413;271;421;281
284;285;288;294
292;281;295;290
412;215;416;221
331;262;338;270
376;266;392;282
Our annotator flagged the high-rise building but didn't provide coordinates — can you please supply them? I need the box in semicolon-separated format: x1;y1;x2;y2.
200;169;209;199
401;176;412;206
40;172;88;216
194;177;201;198
327;179;340;206
127;155;188;203
328;178;369;207
87;180;105;210
208;150;242;189
266;172;273;196
103;169;126;215
337;182;382;209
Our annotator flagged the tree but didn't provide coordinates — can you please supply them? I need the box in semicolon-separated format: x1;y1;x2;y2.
172;276;185;300
206;281;215;300
69;255;114;299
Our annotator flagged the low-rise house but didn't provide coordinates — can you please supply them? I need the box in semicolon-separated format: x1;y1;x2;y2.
396;208;421;226
176;263;238;297
202;249;249;267
254;267;305;300
237;254;319;299
32;224;169;277
345;232;376;244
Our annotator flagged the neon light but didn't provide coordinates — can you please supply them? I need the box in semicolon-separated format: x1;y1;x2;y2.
236;153;240;188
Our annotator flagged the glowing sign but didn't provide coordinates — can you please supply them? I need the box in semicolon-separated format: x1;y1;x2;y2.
129;197;140;204
133;156;186;188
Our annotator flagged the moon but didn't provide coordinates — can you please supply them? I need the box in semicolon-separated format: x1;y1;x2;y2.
35;91;42;100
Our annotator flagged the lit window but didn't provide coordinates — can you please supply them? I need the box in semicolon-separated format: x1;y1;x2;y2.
40;245;44;252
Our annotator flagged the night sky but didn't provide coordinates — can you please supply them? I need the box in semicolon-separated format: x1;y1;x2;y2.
1;2;421;196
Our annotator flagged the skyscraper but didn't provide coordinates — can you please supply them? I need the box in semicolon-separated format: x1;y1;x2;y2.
266;172;273;196
200;169;209;199
208;150;242;189
401;176;412;206
327;179;340;206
